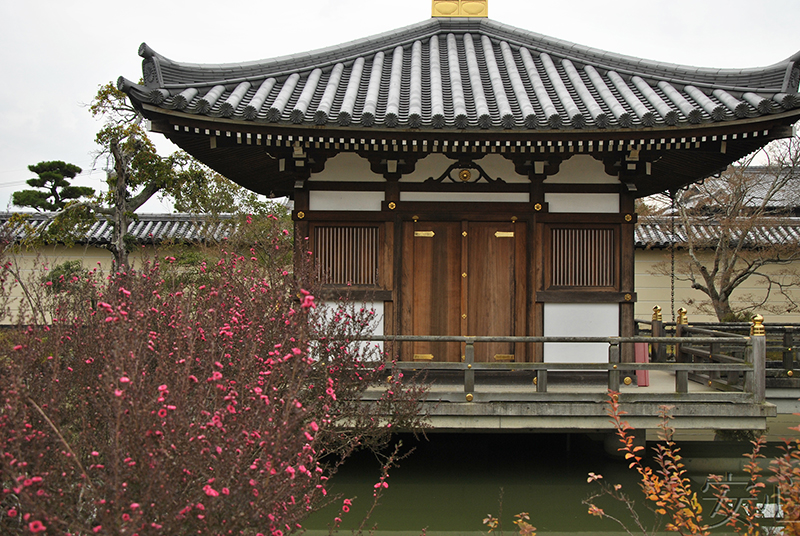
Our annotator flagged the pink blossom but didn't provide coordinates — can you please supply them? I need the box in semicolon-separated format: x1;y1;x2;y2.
301;294;316;310
119;376;130;383
203;485;219;497
28;520;46;533
12;345;22;351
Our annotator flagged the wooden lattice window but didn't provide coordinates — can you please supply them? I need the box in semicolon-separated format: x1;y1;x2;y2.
549;227;616;288
314;226;380;286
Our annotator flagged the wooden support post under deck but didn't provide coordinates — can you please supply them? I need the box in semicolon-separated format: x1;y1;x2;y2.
537;370;547;393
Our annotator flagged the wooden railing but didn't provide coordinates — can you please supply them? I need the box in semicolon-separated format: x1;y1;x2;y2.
637;306;798;387
365;331;764;402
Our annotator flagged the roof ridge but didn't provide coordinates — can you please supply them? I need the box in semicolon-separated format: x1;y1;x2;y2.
134;17;798;93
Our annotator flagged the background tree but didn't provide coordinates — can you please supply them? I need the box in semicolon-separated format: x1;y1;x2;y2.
15;82;270;268
643;132;800;321
12;161;94;212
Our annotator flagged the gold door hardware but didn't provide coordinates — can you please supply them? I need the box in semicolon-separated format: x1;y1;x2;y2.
414;231;435;238
466;393;474;402
462;231;468;237
459;169;472;182
413;354;434;362
462;273;467;278
494;231;514;238
623;376;633;386
493;354;515;362
461;313;467;319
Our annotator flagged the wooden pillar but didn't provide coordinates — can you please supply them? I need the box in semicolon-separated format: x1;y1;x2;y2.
619;193;636;364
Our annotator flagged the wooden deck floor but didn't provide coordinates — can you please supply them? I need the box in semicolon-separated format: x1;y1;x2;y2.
373;370;776;433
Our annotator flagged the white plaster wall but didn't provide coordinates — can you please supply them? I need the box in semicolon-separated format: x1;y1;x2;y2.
309;191;384;211
545;193;619;213
543;303;619;363
321;300;384;356
544;154;618;184
400;192;529;203
309;153;380;182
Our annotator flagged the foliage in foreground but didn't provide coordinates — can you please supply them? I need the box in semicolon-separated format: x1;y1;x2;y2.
587;392;800;535
487;391;800;535
0;220;426;535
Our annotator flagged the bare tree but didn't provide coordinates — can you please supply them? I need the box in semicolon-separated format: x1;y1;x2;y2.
644;132;800;321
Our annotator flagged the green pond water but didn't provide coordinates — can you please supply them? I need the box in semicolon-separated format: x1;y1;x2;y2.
304;433;776;535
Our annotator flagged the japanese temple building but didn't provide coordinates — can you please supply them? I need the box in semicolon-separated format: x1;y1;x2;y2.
118;1;800;430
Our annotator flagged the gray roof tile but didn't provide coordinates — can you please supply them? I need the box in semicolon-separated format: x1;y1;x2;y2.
120;18;800;132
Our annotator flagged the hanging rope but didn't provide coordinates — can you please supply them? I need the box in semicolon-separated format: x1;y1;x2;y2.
670;190;676;323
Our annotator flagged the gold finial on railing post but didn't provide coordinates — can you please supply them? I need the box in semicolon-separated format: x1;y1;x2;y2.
751;314;765;337
677;308;688;325
652;305;662;322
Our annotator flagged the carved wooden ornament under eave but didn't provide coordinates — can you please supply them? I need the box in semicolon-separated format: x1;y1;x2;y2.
432;0;488;17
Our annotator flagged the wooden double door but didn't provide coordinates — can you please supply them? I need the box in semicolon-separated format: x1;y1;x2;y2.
399;221;527;362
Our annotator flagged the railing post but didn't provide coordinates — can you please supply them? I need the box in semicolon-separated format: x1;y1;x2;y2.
747;315;766;403
652;305;665;362
674;308;689;392
783;326;795;374
608;339;620;392
675;307;688;363
464;338;475;400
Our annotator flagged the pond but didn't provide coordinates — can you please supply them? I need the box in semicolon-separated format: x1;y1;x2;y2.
304;433;778;535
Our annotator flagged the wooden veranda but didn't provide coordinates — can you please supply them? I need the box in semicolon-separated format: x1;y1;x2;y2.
364;314;778;432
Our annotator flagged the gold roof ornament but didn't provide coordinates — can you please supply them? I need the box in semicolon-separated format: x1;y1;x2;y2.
432;0;488;17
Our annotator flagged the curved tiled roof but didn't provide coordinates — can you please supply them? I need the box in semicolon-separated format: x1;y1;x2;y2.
5;213;799;250
119;18;800;132
0;213;236;245
635;217;800;248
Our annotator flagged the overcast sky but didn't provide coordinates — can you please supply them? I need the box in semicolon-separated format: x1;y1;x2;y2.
1;0;798;212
